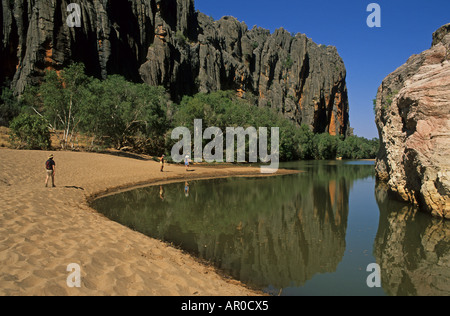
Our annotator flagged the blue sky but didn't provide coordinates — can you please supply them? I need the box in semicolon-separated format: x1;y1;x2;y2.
195;0;450;139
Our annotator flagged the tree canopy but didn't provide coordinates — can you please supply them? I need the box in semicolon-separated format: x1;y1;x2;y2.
5;63;379;161
15;63;169;153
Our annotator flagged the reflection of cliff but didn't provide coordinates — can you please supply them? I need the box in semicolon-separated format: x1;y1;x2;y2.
197;174;350;288
93;162;374;289
374;182;450;296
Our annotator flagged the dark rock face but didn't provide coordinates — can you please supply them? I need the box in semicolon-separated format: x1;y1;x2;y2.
1;0;350;135
374;24;450;219
1;0;158;90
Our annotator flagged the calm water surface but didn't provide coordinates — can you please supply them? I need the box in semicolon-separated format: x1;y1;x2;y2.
92;160;450;296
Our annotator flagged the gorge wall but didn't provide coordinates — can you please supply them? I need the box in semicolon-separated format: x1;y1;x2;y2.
1;0;350;135
375;24;450;219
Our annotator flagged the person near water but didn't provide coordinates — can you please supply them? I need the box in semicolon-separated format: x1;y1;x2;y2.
184;154;189;171
45;154;56;187
159;154;165;172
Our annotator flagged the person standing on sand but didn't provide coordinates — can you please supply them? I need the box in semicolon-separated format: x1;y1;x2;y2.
185;154;189;171
45;154;56;187
159;154;165;172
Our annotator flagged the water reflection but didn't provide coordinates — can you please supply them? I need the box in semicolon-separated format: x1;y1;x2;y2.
374;182;450;296
93;161;374;291
92;161;450;295
159;185;165;201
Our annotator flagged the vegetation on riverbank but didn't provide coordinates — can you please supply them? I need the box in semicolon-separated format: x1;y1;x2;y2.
1;63;378;161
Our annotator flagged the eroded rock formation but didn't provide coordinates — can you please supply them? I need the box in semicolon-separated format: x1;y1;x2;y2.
375;24;450;219
1;0;350;135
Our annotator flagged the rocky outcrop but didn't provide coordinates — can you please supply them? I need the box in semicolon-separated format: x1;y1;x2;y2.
375;24;450;219
1;0;350;135
1;0;161;91
140;12;350;135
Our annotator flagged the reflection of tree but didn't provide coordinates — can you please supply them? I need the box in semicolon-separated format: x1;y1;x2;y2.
196;174;350;288
374;182;450;296
93;161;375;289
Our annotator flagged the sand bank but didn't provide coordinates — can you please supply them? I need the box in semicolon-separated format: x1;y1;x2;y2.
0;149;297;296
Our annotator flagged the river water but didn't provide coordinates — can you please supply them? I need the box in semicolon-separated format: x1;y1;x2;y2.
92;160;450;296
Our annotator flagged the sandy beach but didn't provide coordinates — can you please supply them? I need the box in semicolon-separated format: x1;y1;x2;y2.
0;149;296;296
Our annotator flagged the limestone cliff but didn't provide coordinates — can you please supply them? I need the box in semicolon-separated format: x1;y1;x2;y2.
375;24;450;219
1;0;350;135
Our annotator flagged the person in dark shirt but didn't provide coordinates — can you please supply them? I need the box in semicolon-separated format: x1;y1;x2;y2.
45;154;56;188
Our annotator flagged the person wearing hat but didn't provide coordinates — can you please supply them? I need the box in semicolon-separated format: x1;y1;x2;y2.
45;154;56;187
184;154;189;171
159;154;165;172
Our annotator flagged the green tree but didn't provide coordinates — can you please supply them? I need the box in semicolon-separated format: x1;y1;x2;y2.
171;91;303;162
80;75;168;152
312;133;339;160
0;84;21;126
19;64;169;154
297;124;314;160
31;63;91;149
9;113;51;150
171;91;379;162
337;135;379;159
